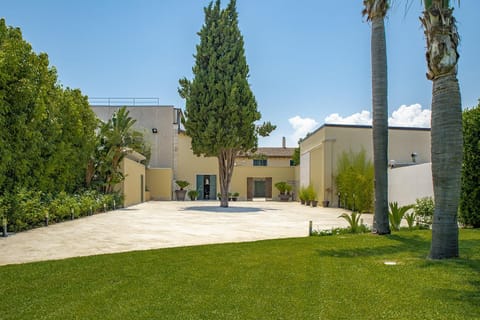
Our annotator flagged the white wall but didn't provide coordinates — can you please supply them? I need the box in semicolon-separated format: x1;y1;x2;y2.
388;163;433;206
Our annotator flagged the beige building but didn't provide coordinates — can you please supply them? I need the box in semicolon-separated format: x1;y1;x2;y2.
176;133;296;201
91;103;432;206
299;124;431;207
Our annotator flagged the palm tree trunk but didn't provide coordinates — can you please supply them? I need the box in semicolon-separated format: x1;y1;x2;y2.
371;16;390;234
429;74;462;259
421;0;463;259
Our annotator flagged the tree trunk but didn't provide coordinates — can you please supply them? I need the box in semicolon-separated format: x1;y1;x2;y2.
429;74;462;259
218;149;237;208
371;16;390;235
421;2;462;259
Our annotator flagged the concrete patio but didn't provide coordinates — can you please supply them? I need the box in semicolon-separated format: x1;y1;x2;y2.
0;201;372;266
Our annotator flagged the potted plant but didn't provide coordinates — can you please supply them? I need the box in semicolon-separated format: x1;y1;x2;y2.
187;190;198;201
275;181;292;201
232;192;239;201
322;187;331;207
305;185;317;207
175;180;190;201
299;187;306;205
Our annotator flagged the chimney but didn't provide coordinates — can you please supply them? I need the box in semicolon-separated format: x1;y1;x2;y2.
282;136;286;148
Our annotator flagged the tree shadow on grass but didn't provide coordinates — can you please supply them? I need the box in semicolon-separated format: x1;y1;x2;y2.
315;233;430;259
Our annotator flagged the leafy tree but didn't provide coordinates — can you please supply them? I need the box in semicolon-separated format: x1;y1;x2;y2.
335;149;374;213
420;0;462;259
0;19;97;194
179;0;274;207
88;107;148;194
459;102;480;227
363;1;390;235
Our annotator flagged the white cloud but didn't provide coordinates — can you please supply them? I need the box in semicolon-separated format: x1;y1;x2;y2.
325;110;372;125
389;104;431;128
288;115;318;144
324;104;431;128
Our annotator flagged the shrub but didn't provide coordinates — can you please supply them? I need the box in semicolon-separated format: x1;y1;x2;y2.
404;211;417;230
414;197;434;226
175;180;190;190
460;104;480;227
275;182;292;195
305;185;317;201
188;190;198;200
335;149;374;212
338;211;365;233
388;202;413;231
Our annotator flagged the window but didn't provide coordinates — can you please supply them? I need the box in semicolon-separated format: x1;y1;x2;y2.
290;159;295;166
253;159;267;166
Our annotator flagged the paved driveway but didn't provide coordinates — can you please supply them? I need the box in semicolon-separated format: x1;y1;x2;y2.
0;201;372;266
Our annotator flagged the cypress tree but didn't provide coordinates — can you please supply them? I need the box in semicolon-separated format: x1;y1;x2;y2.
179;0;274;207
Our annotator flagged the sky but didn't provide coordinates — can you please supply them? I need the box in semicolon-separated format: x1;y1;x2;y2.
2;0;479;147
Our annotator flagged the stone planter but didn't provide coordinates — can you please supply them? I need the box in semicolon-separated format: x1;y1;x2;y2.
311;200;318;207
322;200;330;207
175;189;187;201
279;194;290;202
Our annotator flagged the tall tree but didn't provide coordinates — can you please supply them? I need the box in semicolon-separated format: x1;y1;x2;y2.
363;1;390;234
179;0;274;207
0;19;97;194
459;102;480;228
420;0;462;259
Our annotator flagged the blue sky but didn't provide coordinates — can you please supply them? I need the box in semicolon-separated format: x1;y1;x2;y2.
3;1;479;147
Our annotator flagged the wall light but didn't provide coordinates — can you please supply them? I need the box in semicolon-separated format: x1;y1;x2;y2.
152;128;158;134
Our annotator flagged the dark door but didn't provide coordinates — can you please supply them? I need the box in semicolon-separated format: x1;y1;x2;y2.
254;180;266;197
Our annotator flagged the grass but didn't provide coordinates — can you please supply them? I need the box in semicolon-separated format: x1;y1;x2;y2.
0;230;479;319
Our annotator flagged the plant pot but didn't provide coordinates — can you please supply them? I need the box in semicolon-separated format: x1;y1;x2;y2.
306;200;311;206
322;200;330;207
311;200;318;207
300;199;305;205
175;190;187;201
279;194;290;202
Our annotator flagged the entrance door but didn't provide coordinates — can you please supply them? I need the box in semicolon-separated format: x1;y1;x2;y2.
196;175;216;200
254;180;266;197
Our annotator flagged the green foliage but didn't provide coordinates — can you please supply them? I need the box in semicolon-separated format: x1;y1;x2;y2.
274;181;292;195
291;147;300;166
335;149;374;212
188;190;198;200
414;197;434;226
338;211;365;233
388;202;414;231
460;103;480;227
175;180;190;190
311;225;371;236
0;19;97;195
404;211;417;230
178;0;274;206
298;187;307;202
304;184;317;201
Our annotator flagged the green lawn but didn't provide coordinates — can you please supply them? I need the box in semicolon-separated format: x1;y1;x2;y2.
1;230;479;319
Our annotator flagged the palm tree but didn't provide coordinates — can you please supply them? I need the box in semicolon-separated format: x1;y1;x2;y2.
420;0;462;259
363;0;390;235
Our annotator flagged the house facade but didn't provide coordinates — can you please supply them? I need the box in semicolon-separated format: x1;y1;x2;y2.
92;103;432;206
91;104;296;201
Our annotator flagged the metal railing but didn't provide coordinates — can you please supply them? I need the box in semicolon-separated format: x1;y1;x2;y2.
89;97;161;106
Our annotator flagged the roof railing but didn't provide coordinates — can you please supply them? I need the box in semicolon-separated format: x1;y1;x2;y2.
89;97;161;106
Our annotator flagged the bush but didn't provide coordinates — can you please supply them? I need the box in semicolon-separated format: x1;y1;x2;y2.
335;149;374;212
414;197;434;226
460;103;480;227
188;190;198;200
388;202;413;231
338;211;365;233
305;185;317;201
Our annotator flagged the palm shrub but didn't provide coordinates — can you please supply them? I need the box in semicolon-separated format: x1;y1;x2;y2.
188;190;199;201
175;180;190;190
404;211;417;230
388;202;413;231
338;211;364;233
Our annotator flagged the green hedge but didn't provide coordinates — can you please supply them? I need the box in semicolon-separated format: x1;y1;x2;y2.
0;189;124;233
